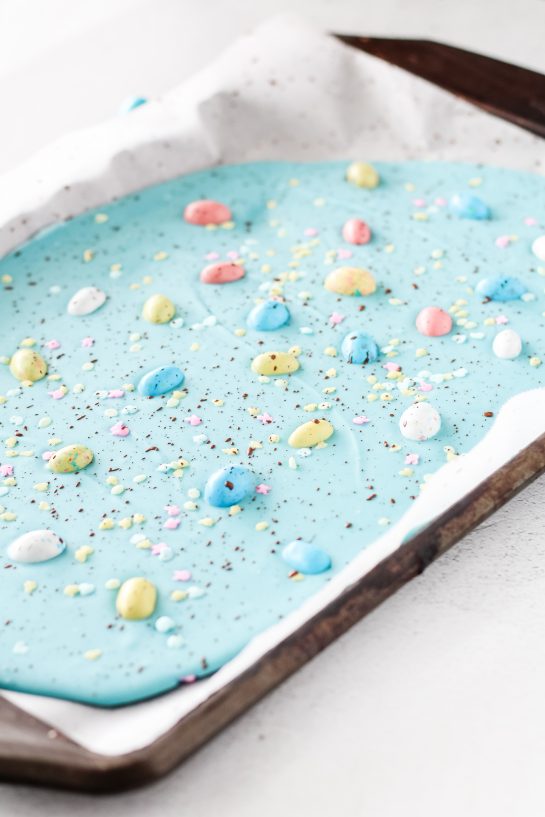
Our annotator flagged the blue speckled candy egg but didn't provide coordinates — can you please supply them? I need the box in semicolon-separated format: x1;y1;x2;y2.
449;193;490;220
137;365;185;397
341;331;379;364
247;300;291;331
204;466;256;508
476;275;527;302
281;540;331;574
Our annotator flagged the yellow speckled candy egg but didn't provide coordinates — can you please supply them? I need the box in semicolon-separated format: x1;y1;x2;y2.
48;444;94;474
116;577;157;620
9;349;48;382
142;293;175;324
346;161;380;189
251;351;300;376
324;266;376;297
288;418;334;448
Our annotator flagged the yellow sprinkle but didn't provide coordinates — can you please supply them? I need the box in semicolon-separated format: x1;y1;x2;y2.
83;249;94;262
190;342;200;352
135;538;152;550
133;513;146;524
153;251;168;261
399;468;414;477
212;399;224;407
412;212;428;222
64;584;80;597
0;511;16;521
171;590;188;602
415;348;428;358
530;356;542;367
84;649;102;661
199;517;216;527
33;482;49;492
304;403;317;412
23;580;37;594
99;518;115;530
255;521;269;531
3;477;16;486
324;346;337;357
229;505;242;516
105;578;121;590
75;545;94;563
95;213;109;223
106;475;119;486
38;502;49;511
20;337;37;348
368;393;378;402
118;517;133;530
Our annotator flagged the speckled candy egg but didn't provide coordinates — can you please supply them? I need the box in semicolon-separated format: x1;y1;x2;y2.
346;161;380;189
341;331;379;364
247;300;290;331
415;307;452;337
281;540;331;575
324;266;376;296
476;275;527;302
204;466;256;508
492;328;522;359
7;529;65;564
184;199;232;226
9;348;48;382
48;444;94;474
116;577;157;620
138;365;185;397
532;235;545;262
449;193;490;220
142;293;176;324
399;402;441;441
200;262;245;284
342;218;372;245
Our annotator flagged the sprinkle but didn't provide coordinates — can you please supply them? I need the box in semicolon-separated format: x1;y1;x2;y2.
110;422;130;437
257;412;274;425
405;453;419;465
329;312;345;326
173;570;192;582
255;521;269;531
83;649;102;661
256;484;271;495
352;416;370;425
185;415;202;426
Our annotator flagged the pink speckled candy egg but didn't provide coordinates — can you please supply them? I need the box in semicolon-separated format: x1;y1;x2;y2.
342;218;371;245
200;262;245;285
415;306;452;337
184;199;232;226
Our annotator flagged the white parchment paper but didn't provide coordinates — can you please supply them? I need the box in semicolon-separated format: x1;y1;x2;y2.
1;14;544;756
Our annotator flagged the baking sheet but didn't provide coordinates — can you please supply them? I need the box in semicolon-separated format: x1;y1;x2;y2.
1;13;544;756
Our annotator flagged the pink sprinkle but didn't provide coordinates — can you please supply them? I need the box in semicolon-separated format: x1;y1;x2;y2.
0;464;14;477
352;416;370;426
45;339;60;350
173;569;192;582
226;251;239;260
435;197;447;207
182;675;197;684
108;389;124;398
81;337;94;348
413;198;426;207
151;542;168;556
495;315;509;325
49;388;65;400
205;251;220;261
405;453;419;465
495;235;510;249
337;247;352;260
419;381;433;392
185;414;202;426
304;227;318;237
525;217;537;226
257;412;273;425
256;483;271;495
164;518;180;530
165;504;181;517
110;422;130;437
42;451;54;461
383;362;401;371
329;311;345;326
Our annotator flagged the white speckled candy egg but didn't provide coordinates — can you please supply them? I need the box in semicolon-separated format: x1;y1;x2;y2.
532;235;545;262
7;529;65;563
67;286;106;316
399;402;441;441
492;328;522;359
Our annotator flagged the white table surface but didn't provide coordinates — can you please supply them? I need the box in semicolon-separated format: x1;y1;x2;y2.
2;1;545;814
